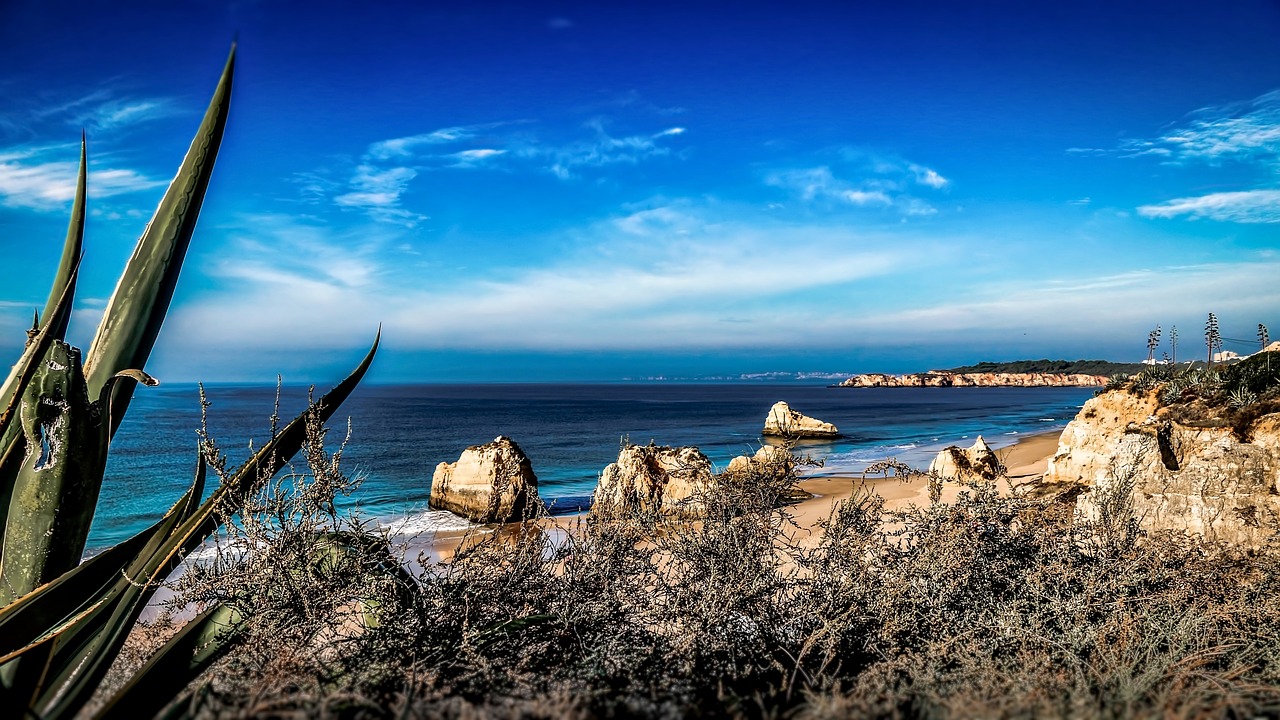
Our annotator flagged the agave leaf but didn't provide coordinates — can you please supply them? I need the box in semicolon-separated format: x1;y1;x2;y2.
0;515;167;661
82;45;236;435
162;329;379;563
0;264;83;562
40;133;88;344
0;451;201;662
94;602;244;720
21;335;377;719
0;363;160;608
0;137;85;432
0;342;100;606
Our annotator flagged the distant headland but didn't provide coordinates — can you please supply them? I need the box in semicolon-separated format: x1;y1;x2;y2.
836;359;1148;388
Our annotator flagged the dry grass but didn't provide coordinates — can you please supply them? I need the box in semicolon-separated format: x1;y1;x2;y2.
121;408;1280;720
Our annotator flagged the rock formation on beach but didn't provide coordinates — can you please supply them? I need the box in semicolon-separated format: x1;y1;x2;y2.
1046;389;1280;546
928;436;1002;482
430;436;541;523
839;372;1107;388
593;443;715;516
725;444;796;479
762;401;839;438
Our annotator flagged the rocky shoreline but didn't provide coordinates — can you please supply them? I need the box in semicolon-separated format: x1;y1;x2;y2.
837;371;1108;388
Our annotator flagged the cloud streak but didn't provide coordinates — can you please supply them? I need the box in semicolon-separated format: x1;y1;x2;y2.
0;143;164;210
1138;190;1280;223
766;162;944;216
1098;89;1280;223
1119;90;1280;165
311;118;687;224
164;202;911;356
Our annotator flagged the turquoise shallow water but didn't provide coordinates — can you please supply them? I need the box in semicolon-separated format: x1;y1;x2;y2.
92;382;1096;551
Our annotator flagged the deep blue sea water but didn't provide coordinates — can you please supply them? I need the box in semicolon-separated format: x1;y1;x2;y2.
91;383;1096;552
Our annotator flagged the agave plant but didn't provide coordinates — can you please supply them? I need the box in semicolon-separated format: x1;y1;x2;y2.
1228;387;1258;409
0;46;381;718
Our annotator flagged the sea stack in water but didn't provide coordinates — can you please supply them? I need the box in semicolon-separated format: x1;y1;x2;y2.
593;443;714;516
928;436;1002;482
762;401;839;439
430;436;541;523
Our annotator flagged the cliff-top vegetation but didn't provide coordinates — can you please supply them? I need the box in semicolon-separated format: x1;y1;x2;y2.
1113;350;1280;440
945;359;1148;376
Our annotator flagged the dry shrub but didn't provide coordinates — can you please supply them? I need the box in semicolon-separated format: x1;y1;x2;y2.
128;411;1280;719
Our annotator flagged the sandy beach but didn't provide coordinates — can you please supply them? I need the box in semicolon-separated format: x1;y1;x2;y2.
414;429;1065;564
142;429;1066;621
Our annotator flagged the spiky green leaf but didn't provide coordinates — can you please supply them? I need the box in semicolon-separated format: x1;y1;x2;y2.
82;45;236;434
1;334;376;719
41;134;87;344
94;602;244;720
0;264;82;557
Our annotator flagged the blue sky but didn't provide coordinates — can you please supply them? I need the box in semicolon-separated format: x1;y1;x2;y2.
1;1;1278;382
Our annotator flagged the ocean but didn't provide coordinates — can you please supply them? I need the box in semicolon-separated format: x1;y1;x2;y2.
92;382;1096;552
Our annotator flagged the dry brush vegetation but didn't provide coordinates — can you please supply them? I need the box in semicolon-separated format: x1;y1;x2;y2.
111;408;1280;720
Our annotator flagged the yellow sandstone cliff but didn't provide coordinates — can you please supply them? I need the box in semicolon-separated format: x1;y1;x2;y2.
1045;389;1280;546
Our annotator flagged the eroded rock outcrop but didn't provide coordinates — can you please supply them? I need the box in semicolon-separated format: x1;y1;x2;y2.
430;436;541;523
726;444;796;479
928;436;1002;482
593;443;714;516
839;372;1107;388
1046;390;1280;546
762;401;839;438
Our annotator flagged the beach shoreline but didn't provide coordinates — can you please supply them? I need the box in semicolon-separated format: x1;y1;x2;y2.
142;428;1066;620
411;428;1066;564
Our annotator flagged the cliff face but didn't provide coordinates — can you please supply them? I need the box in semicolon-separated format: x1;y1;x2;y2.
839;372;1107;388
1045;390;1280;545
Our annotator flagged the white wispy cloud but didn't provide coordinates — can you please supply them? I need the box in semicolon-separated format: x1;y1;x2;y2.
1097;89;1280;223
540;121;687;179
163;201;915;357
312;117;687;223
449;148;506;167
0;143;164;210
1119;90;1280;164
367;126;488;160
858;261;1280;347
766;164;941;216
332;164;425;226
80;98;180;132
909;163;949;189
842;189;892;206
1138;190;1280;223
130;192;1280;380
0;89;187;211
4;87;182;138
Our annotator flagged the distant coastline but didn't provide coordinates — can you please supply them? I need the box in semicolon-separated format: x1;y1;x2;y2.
835;359;1145;388
837;371;1107;388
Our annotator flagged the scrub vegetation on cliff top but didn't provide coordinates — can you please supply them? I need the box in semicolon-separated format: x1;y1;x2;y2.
102;412;1280;720
944;359;1148;376
1117;350;1280;440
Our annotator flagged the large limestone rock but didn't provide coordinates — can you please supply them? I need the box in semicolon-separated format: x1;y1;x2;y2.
928;436;1002;482
725;444;796;478
430;436;541;523
762;401;839;438
1046;390;1280;546
593;443;714;516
